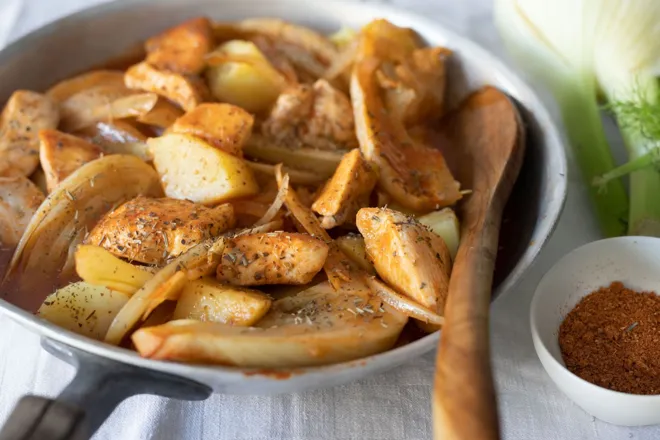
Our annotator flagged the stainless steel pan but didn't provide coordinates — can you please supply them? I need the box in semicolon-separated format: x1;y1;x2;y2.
0;0;567;438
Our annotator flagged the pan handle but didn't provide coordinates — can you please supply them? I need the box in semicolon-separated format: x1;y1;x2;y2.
0;338;211;440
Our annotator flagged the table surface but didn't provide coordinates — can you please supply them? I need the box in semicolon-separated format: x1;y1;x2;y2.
0;0;658;439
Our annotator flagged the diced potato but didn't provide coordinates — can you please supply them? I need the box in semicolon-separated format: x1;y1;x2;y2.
46;70;126;102
173;277;271;325
30;167;48;194
149;133;259;205
329;27;358;48
169;103;254;156
336;235;374;274
137;98;184;129
206;40;286;113
125;62;210;112
38;282;129;340
38;129;103;192
75;245;154;295
76;121;151;161
417;208;460;260
145;17;213;75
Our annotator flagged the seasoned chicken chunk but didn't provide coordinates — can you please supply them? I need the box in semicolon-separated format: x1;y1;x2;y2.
217;232;328;286
262;79;357;150
356;207;451;312
0;176;44;247
86;197;235;265
39;129;103;192
145;17;213;75
312;149;377;228
169;103;254;156
0;91;59;177
125;62;211;111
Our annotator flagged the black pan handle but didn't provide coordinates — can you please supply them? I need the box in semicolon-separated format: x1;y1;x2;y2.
0;338;212;440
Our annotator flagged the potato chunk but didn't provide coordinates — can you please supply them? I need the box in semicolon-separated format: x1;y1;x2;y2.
145;17;213;75
0;176;44;247
39;129;103;192
169;103;254;156
217;232;328;286
38;282;129;340
356;207;451;312
417;208;460;260
0;91;59;177
173;277;271;325
206;40;286;113
149;133;259;205
312;149;377;228
86;196;235;265
125;62;210;111
75;245;155;295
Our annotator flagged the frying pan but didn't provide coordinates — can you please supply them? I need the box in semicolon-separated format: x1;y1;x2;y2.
0;0;567;438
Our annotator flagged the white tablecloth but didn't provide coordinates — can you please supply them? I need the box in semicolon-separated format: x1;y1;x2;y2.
0;0;658;439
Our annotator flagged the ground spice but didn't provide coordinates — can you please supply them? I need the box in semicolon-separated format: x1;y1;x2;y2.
558;281;660;395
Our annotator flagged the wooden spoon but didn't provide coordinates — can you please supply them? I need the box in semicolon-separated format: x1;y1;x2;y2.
432;86;525;440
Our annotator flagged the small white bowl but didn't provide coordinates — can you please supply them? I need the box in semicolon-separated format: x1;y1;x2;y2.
531;236;660;426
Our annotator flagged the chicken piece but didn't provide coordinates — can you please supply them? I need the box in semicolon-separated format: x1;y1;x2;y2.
125;62;211;112
312;149;377;229
86;196;235;265
0;176;44;247
353;59;460;212
38;129;103;192
169;103;254;156
262;79;357;150
217;232;328;286
145;17;213;75
356;207;451;312
0;91;59;177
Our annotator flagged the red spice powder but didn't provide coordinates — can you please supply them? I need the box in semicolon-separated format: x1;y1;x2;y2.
558;281;660;395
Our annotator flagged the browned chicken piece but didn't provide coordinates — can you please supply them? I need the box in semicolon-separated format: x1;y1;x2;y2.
39;129;103;192
353;60;460;212
312;149;377;229
217;232;329;286
125;62;211;112
169;103;254;156
262;79;357;150
145;17;214;75
86;197;235;265
0;91;59;177
356;207;452;313
0;176;44;247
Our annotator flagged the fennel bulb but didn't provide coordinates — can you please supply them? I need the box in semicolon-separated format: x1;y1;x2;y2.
495;0;660;236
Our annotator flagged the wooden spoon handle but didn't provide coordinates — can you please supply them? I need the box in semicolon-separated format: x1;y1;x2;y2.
433;229;500;440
